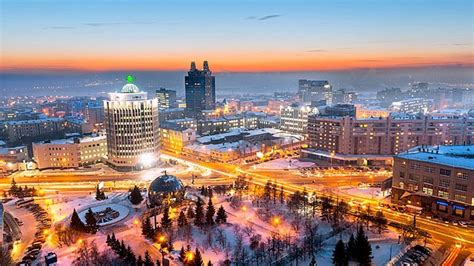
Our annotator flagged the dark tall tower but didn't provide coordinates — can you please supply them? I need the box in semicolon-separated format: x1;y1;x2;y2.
185;61;216;116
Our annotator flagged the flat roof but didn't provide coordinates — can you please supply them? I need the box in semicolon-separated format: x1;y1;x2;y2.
395;145;474;170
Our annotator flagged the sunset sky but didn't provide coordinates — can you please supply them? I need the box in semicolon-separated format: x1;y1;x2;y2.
1;0;473;72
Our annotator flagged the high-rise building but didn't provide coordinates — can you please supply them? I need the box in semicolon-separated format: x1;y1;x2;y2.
155;88;177;110
391;98;433;114
185;61;216;116
104;77;160;170
298;80;333;104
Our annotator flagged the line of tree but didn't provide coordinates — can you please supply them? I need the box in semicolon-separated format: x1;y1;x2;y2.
106;233;158;265
70;208;98;234
332;226;373;266
9;178;37;198
95;185;106;201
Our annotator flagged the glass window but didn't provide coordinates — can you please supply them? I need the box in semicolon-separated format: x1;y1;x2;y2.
438;190;449;198
422;187;433;195
454;194;467;202
440;168;451;177
439;179;450;188
457;172;469;180
423;176;433;184
455;183;467;192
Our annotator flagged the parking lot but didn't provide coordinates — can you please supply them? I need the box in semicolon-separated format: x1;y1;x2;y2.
395;245;432;265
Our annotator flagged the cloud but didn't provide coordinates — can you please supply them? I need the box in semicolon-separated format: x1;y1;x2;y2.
246;14;283;21
83;21;158;27
306;49;327;53
42;26;76;30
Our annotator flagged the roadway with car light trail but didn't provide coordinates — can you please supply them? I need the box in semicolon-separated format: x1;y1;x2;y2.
2;151;473;262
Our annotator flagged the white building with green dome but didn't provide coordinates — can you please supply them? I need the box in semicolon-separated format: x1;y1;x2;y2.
104;76;160;170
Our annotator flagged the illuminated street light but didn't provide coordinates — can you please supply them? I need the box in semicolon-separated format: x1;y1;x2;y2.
272;216;281;226
185;251;194;262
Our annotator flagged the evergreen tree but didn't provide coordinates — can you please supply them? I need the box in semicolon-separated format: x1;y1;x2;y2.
321;196;333;222
161;206;172;229
177;210;188;228
95;185;105;200
144;251;154;266
279;186;284;204
194;197;204;227
187;206;195;219
205;197;215;226
309;256;316;266
85;208;98;233
70;209;85;231
119;240;127;257
106;234;111;244
346;233;356;261
215;205;227;224
130;185;144;205
207;187;213;199
137;255;144;266
179;246;186;262
207;261;213;266
263;181;272;201
194;248;204;266
156;260;161;266
355;226;373;265
142;216;154;238
332;239;348;266
10;178;18;195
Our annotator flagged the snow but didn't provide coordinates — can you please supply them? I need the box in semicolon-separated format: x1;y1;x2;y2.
254;158;315;170
77;203;129;226
339;186;385;200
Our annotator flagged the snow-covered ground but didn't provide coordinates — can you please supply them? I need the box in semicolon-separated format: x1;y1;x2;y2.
254;158;315;170
77;203;129;226
338;186;385;200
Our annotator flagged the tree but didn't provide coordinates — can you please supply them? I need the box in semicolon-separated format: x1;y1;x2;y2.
137;255;144;266
263;181;272;202
179;246;186;262
85;208;98;233
187;206;195;219
161;206;172;229
194;248;204;266
309;256;316;266
332;239;348;266
215;206;227;224
205;197;215;226
279;186;285;204
95;185;105;201
355;226;373;265
178;210;188;228
194;197;204;227
144;251;154;266
130;185;143;205
346;233;356;261
321;197;333;222
374;210;388;234
1;246;14;266
207;261;213;266
70;209;86;232
142;216;154;238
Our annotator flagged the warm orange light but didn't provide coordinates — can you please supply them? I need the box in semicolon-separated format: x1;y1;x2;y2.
241;206;247;212
272;217;281;226
133;219;139;225
77;238;83;245
158;235;166;243
185;251;194;262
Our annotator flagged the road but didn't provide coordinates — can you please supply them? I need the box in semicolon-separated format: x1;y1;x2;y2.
3;151;473;262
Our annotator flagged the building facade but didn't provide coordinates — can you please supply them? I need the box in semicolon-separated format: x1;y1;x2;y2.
298;79;333;104
155;88;177;110
159;124;196;154
391;98;433;114
32;135;107;169
185;61;216;116
104;80;160;170
307;114;474;156
3;118;65;143
391;145;474;221
280;104;319;135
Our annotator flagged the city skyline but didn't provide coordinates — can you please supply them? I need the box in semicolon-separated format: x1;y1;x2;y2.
1;0;473;72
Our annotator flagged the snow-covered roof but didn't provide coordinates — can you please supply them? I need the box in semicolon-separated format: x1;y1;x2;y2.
396;145;474;170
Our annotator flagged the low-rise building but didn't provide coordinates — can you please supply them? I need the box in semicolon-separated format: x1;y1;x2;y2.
391;145;474;221
159;124;197;154
391;98;433;114
32;135;107;169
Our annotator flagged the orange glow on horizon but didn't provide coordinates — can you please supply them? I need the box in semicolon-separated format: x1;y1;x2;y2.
1;51;472;72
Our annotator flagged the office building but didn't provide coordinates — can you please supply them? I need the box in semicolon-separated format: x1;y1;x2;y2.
32;135;107;169
332;89;357;104
298;80;333;104
391;98;433;114
280;104;319;134
185;61;216;116
155;88;177;110
104;78;160;170
391;145;474;221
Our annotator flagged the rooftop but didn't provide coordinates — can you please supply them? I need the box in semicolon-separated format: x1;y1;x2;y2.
396;145;474;170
